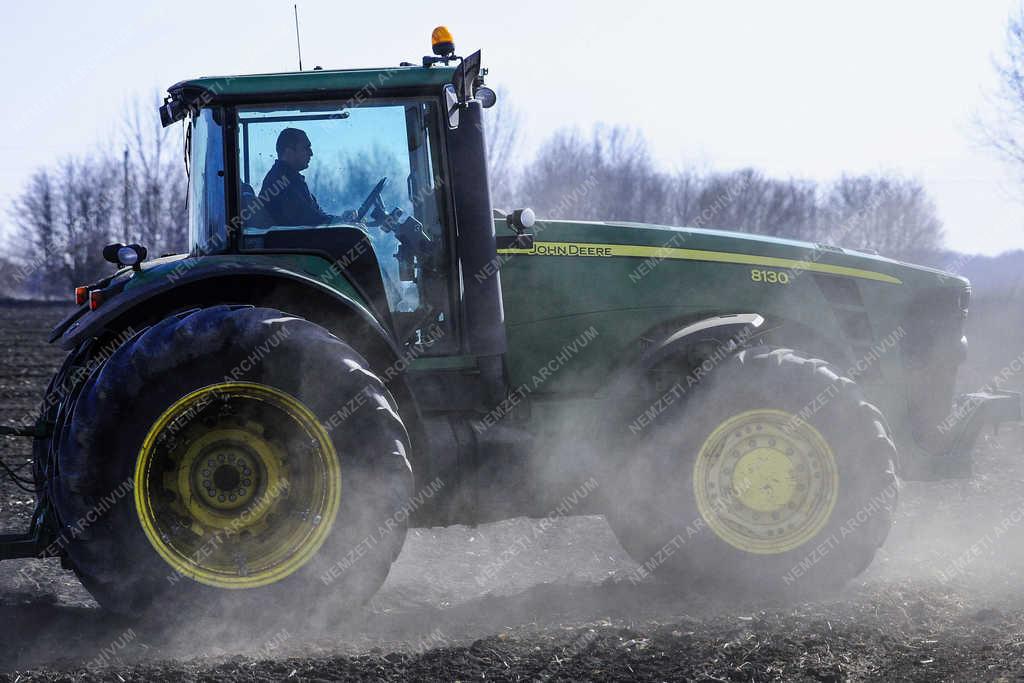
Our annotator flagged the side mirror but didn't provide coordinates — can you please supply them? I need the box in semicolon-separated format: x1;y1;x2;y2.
443;84;460;129
446;50;485;128
452;50;481;103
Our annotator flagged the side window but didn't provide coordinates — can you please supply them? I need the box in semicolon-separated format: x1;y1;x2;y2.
187;109;226;254
236;99;454;352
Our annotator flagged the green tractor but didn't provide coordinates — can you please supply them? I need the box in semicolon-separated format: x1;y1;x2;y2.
1;29;1019;614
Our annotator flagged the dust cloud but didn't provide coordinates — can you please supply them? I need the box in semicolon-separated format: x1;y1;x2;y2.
3;299;1024;679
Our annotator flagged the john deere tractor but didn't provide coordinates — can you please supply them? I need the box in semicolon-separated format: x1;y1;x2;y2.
1;29;1018;614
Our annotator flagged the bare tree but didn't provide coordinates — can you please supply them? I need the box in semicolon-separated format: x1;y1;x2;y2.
7;95;190;297
690;169;819;240
516;124;940;256
982;8;1024;180
122;96;188;256
9;158;118;296
822;174;944;256
519;125;672;223
0;256;19;295
482;87;522;209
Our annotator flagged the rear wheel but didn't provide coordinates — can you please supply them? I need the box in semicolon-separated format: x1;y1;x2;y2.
133;381;342;590
51;306;412;615
603;347;898;597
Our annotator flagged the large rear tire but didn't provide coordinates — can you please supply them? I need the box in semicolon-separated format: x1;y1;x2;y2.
603;347;898;597
50;305;413;615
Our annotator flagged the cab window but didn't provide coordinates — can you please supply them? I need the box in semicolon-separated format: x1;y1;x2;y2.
187;108;227;255
235;98;454;352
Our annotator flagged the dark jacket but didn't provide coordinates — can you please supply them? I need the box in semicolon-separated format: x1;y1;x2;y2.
258;160;333;226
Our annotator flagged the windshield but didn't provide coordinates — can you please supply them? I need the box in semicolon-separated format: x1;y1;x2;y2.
235;98;450;318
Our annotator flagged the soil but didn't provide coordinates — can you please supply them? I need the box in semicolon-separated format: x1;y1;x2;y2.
2;301;1024;682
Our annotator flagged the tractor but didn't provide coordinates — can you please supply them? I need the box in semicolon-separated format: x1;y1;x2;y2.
1;28;1019;615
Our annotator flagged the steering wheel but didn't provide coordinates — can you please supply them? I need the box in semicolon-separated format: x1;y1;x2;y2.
355;177;389;222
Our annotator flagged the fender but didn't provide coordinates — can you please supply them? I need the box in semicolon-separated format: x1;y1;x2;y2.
638;312;765;373
567;313;767;489
606;313;766;401
46;258;438;482
51;258;398;358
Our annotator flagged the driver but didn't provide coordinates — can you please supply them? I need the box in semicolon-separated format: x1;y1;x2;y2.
259;128;336;226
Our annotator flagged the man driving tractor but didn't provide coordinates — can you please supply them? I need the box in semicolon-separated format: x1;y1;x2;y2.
258;127;358;226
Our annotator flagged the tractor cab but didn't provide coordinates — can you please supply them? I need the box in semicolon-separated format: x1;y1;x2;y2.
164;35;504;361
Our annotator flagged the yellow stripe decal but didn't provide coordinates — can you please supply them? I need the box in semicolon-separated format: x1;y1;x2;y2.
496;241;902;284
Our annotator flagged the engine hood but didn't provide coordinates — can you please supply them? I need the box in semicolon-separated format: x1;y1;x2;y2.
497;219;967;289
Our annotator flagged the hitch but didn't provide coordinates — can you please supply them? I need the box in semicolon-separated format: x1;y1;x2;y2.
905;390;1023;481
0;420;53;439
0;419;58;560
0;504;59;561
947;389;1023;453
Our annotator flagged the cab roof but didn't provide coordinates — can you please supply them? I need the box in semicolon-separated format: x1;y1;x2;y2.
168;65;456;103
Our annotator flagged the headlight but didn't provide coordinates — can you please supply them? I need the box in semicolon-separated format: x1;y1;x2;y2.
117;246;140;266
475;86;497;109
959;285;971;319
102;242;148;269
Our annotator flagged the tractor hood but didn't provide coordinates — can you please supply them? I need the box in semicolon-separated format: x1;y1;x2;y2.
497;219;966;291
495;219;969;384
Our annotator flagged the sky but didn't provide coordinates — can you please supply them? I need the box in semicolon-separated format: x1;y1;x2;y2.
0;0;1021;255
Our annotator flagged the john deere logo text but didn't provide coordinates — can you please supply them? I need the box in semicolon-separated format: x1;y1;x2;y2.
530;243;613;257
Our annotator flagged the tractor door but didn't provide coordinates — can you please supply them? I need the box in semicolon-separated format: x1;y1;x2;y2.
234;98;459;355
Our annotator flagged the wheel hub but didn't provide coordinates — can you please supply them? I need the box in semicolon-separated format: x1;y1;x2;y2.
693;409;839;555
175;430;277;521
733;447;796;512
212;463;242;493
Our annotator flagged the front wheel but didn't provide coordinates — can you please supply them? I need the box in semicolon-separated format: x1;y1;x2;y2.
603;347;898;597
51;306;413;615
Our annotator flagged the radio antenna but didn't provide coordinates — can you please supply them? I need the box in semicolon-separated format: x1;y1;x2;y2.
293;4;304;71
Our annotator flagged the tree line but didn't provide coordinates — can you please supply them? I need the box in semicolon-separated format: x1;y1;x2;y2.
3;93;947;298
3;99;186;298
486;112;945;260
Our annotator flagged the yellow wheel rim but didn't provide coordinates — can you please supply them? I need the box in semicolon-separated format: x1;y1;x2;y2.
693;409;838;554
134;382;341;589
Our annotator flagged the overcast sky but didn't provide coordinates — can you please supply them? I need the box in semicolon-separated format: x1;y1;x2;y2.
0;1;1021;254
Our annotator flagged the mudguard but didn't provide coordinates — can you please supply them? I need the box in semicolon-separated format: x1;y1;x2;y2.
50;258;399;359
602;312;765;404
636;313;766;372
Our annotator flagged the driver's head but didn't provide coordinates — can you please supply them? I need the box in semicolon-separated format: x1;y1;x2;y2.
276;128;313;171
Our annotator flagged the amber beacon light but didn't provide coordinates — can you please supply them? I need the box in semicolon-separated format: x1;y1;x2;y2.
432;26;455;57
